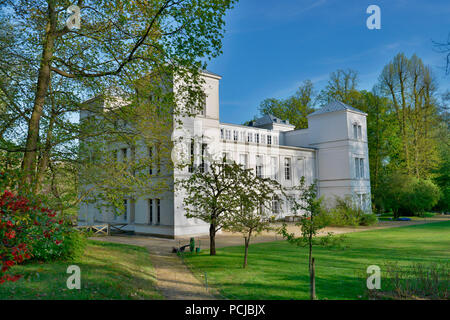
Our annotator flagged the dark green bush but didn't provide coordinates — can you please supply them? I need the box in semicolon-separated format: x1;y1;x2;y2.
380;173;441;217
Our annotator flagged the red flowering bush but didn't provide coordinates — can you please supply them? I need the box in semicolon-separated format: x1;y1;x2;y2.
0;189;85;284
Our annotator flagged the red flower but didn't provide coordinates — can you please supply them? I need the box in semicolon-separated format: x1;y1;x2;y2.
55;240;62;245
5;260;14;267
6;221;13;227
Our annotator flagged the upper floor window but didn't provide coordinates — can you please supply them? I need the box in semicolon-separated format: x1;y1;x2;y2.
225;130;231;140
353;123;363;140
248;132;253;143
284;158;291;181
255;133;260;144
274;136;278;145
220;128;224;140
188;139;194;173
267;135;272;145
233;130;238;141
240;131;245;142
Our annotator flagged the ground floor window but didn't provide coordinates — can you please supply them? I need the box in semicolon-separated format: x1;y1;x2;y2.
148;199;153;225
156;199;161;224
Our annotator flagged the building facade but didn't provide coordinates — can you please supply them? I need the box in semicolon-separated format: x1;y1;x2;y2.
78;71;371;238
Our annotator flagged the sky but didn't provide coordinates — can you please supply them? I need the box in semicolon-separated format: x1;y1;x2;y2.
205;0;450;124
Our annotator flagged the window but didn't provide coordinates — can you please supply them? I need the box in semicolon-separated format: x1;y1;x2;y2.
358;125;362;139
220;128;224;140
355;157;364;179
248;132;253;142
239;154;248;168
188;139;194;173
225;130;231;140
272;199;279;214
156;199;161;224
256;155;263;178
261;134;265;144
271;157;278;180
255;133;260;144
156;144;161;174
284;158;291;180
353;124;358;139
222;152;231;163
148;199;153;225
200;143;207;172
355;158;360;178
123;199;128;221
274;136;278;145
240;131;245;142
233;130;238;141
360;158;364;178
121;148;127;162
148;146;153;175
201;96;206;116
131;147;136;176
267;135;272;145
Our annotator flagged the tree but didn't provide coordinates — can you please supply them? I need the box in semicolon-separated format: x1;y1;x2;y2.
317;69;360;106
223;164;282;268
279;177;327;300
258;80;315;129
0;0;237;196
378;53;440;179
177;159;241;255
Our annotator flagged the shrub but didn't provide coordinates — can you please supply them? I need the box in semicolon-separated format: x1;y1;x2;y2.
379;173;441;217
0;189;86;284
359;213;378;226
322;196;376;226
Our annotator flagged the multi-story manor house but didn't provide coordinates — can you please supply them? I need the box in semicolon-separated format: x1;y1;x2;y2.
78;71;371;238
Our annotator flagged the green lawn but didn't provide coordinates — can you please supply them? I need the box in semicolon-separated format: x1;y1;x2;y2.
0;240;163;300
184;221;450;300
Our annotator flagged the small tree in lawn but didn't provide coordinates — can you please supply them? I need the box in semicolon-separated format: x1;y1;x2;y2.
279;177;327;300
177;159;240;255
223;163;282;268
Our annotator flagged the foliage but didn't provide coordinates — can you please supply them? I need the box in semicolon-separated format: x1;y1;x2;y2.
0;186;86;284
258;80;315;129
177;160;243;255
379;173;441;217
369;261;449;300
279;177;328;300
321;196;378;226
222;162;282;268
0;0;238;212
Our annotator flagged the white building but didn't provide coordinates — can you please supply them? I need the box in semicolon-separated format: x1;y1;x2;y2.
78;71;371;238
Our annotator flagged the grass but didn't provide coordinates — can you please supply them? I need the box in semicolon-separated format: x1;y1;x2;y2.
0;240;163;300
377;212;437;220
183;221;450;300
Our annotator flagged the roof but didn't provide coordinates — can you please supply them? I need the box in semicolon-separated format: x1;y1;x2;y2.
201;69;222;78
249;114;294;127
308;100;366;116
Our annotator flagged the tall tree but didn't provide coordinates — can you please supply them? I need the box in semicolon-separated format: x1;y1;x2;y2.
378;53;440;179
259;80;315;129
0;0;237;194
317;69;360;106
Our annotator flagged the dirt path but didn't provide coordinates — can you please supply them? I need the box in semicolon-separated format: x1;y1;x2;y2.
91;215;449;300
92;236;216;300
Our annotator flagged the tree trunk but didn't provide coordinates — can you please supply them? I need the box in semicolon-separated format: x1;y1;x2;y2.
310;257;316;300
243;232;251;268
209;223;216;256
21;4;56;189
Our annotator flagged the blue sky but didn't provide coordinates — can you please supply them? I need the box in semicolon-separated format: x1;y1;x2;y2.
206;0;450;124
